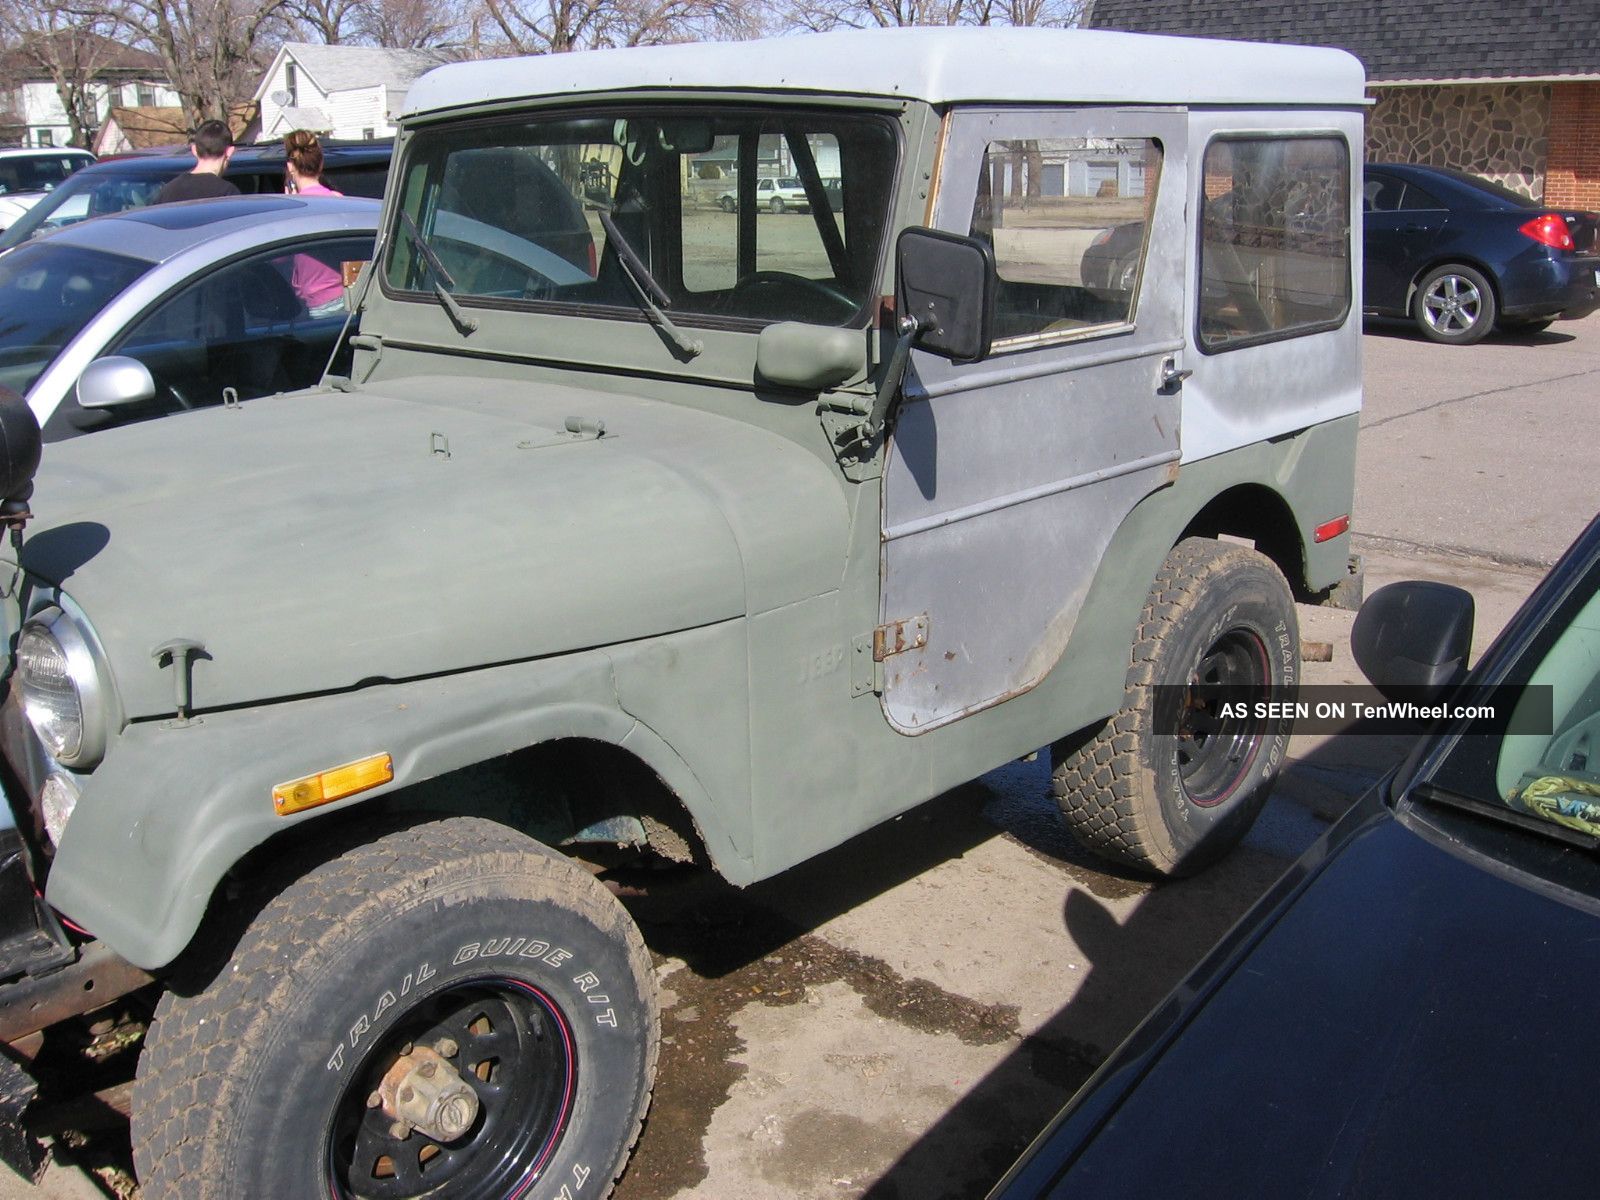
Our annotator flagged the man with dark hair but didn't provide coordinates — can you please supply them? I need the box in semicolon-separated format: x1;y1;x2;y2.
152;119;241;204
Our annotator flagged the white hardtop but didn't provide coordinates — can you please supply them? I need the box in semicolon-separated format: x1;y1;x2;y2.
403;27;1366;119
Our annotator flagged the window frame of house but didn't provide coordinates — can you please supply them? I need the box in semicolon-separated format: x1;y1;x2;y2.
286;62;299;108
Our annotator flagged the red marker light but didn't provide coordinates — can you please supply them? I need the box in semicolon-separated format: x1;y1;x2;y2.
1314;515;1350;543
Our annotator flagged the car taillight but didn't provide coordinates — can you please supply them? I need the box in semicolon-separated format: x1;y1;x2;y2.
1519;213;1575;251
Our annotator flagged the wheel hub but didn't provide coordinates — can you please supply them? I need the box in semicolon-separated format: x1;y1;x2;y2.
377;1043;480;1143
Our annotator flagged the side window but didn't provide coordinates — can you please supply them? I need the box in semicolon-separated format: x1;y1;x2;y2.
969;136;1162;346
111;235;372;411
1198;135;1350;351
1363;173;1405;212
1399;182;1443;210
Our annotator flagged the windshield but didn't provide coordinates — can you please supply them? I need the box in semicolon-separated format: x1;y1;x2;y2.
0;242;150;395
0;168;171;250
1429;555;1600;840
385;106;897;328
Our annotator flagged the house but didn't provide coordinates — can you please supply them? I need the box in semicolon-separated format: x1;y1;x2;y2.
1085;0;1600;208
91;106;189;154
0;34;178;149
253;43;451;143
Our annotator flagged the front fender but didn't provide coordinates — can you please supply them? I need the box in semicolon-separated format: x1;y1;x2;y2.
46;626;749;971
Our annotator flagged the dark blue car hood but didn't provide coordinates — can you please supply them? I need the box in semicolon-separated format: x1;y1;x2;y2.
1025;799;1600;1199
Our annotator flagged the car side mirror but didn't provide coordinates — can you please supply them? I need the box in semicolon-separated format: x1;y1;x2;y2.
1351;581;1476;702
755;323;867;391
896;228;995;363
77;356;157;410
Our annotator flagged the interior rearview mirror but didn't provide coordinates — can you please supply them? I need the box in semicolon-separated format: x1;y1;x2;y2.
77;356;157;411
1351;580;1476;702
896;228;995;363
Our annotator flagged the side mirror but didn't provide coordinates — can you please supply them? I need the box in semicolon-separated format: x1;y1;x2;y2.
1351;581;1476;702
755;323;867;391
896;228;995;363
77;356;157;411
0;385;40;506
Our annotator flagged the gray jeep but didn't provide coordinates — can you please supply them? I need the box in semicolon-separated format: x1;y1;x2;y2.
0;26;1365;1198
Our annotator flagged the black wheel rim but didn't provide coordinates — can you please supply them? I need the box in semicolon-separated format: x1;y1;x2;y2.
327;977;577;1200
1174;629;1270;808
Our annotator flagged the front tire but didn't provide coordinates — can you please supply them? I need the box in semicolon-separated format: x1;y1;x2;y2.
769;196;785;214
1413;263;1496;345
1052;538;1299;876
132;817;657;1199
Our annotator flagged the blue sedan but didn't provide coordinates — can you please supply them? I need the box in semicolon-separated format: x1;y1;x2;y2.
1363;162;1600;344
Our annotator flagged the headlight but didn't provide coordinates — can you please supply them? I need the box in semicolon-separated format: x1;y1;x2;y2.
15;608;108;768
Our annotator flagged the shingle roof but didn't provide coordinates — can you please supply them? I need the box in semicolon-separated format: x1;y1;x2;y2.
1085;0;1600;84
0;31;165;80
281;43;450;97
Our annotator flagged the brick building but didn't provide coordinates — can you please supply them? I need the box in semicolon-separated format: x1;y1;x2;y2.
1085;0;1600;209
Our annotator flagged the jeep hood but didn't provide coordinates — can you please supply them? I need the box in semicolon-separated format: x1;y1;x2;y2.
16;378;848;718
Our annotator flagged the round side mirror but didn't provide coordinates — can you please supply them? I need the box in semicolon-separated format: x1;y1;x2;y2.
0;385;40;505
77;355;157;412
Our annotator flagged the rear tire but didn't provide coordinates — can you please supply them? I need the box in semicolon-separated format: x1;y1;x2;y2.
1052;538;1299;876
132;817;657;1199
1413;263;1496;345
769;196;785;214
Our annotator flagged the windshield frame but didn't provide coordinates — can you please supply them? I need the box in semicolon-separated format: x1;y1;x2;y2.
379;102;903;334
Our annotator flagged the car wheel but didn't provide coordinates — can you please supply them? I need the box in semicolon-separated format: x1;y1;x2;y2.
770;196;785;214
131;817;658;1200
718;195;735;213
1413;264;1496;345
1052;538;1299;876
1500;316;1554;335
1114;255;1139;292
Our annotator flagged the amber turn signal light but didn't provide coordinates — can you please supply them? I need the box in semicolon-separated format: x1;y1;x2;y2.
273;753;394;815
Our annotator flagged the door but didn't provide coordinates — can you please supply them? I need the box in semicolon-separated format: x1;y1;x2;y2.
880;107;1188;733
1363;169;1447;314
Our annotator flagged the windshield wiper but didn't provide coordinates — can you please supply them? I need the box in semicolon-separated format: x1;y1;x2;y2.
596;208;702;360
396;209;478;335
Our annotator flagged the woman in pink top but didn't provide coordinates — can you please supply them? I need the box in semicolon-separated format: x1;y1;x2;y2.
283;130;346;316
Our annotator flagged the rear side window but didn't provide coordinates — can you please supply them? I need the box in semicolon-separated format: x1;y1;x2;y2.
1198;136;1350;352
970;136;1162;346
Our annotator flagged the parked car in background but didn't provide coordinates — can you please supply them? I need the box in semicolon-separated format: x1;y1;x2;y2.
0;139;390;252
0;148;95;234
993;512;1600;1199
717;175;812;212
0;194;377;440
1363;162;1600;344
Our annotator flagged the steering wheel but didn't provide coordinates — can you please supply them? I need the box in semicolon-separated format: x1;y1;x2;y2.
165;382;195;411
727;271;857;322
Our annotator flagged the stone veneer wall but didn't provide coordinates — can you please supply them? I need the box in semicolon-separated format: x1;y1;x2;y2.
1365;84;1551;198
1546;83;1600;210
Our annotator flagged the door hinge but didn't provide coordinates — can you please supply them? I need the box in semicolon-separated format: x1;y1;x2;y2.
873;614;929;662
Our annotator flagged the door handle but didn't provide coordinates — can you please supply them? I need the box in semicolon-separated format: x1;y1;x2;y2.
1160;357;1193;391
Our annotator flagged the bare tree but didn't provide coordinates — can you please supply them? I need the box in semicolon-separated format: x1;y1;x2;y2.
278;0;364;43
354;0;471;49
785;0;1083;32
62;0;289;125
0;6;128;147
481;0;757;55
